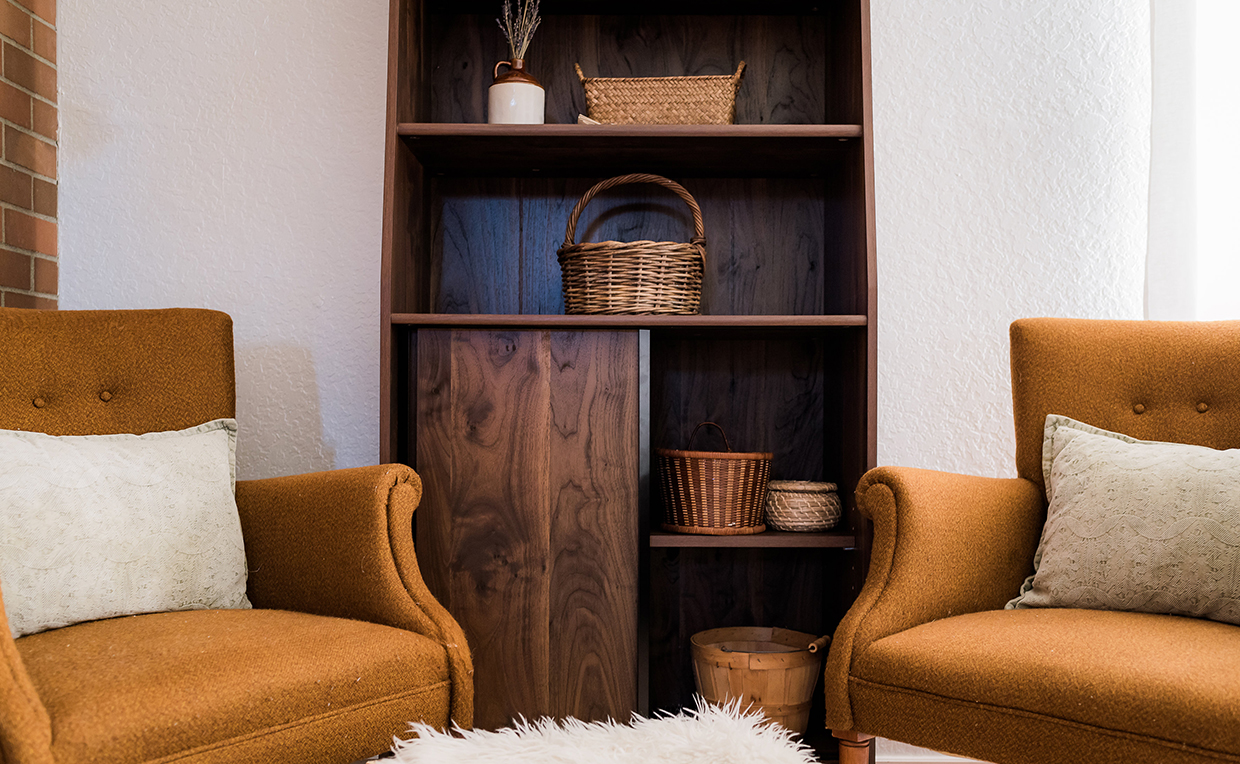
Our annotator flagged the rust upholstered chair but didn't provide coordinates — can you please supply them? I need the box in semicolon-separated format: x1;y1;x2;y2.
0;308;473;764
826;318;1240;764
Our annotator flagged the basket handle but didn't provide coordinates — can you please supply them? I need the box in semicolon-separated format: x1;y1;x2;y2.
686;421;732;453
561;174;707;251
732;61;747;86
575;63;587;83
807;634;831;653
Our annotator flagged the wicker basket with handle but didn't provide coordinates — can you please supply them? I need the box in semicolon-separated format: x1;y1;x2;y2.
657;422;772;535
557;174;706;315
575;62;746;125
765;480;841;532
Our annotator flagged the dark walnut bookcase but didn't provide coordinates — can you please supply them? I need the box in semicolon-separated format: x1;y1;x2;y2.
380;0;876;754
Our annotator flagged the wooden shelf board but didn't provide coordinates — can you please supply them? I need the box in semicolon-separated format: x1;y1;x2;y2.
391;313;867;329
648;530;856;548
398;123;863;177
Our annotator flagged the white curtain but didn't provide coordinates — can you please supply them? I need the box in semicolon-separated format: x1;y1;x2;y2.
1147;0;1240;320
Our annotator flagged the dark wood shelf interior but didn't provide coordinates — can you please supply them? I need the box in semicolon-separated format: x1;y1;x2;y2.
399;124;863;177
649;530;856;548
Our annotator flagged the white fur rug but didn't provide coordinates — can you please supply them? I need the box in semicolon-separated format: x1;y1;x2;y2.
390;698;819;764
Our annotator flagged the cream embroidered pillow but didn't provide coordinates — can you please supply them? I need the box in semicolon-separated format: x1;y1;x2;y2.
1006;415;1240;624
0;419;251;638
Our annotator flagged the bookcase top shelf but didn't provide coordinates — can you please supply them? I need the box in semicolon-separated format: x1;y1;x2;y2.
398;123;864;177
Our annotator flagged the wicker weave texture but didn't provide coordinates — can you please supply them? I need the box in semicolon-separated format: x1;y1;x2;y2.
765;480;841;532
557;174;705;315
656;423;772;535
575;63;746;125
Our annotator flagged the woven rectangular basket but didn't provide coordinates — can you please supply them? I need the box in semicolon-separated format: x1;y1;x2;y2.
657;422;772;535
575;62;746;125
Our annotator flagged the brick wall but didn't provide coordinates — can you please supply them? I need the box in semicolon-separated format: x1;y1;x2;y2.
0;0;54;309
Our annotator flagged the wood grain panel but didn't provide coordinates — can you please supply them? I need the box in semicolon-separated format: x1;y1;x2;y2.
417;329;554;729
432;178;522;313
650;334;826;487
548;331;640;721
416;328;641;728
429;14;825;126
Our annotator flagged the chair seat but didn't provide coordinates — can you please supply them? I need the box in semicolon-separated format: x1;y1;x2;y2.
16;608;452;764
852;608;1240;761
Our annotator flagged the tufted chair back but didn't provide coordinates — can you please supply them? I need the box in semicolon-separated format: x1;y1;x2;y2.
0;308;235;437
1010;318;1240;493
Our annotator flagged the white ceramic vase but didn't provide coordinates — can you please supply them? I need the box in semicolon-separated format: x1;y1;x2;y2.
488;59;544;125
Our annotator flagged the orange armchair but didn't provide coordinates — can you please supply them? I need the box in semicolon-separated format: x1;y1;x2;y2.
826;319;1240;764
0;308;472;764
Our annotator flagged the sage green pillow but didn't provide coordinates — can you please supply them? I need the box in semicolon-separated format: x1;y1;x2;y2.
1006;414;1240;624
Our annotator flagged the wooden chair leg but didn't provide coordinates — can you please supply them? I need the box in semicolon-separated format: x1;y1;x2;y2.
833;730;876;764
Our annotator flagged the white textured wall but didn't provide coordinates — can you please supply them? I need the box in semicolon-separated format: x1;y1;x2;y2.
58;0;389;480
874;1;1151;480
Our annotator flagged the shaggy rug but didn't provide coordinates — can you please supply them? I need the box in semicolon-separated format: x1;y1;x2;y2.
389;698;819;764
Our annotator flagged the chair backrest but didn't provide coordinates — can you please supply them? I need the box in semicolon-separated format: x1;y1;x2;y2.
1011;317;1240;492
0;308;236;436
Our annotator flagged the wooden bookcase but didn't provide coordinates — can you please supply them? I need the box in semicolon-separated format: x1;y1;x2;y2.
380;0;876;753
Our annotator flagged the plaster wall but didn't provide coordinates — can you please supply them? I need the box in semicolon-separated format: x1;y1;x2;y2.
58;0;389;479
873;1;1151;479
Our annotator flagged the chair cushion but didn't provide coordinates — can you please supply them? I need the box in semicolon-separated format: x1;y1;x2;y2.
853;609;1240;761
16;609;452;764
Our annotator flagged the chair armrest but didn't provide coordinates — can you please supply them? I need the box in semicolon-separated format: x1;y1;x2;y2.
235;463;473;728
823;466;1044;731
0;585;54;764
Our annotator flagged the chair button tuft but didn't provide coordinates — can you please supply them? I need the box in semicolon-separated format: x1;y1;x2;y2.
33;397;45;408
1198;402;1209;413
1133;403;1146;414
100;391;113;402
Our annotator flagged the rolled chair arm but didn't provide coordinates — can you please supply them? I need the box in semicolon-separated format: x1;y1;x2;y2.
0;586;54;764
235;464;473;728
824;466;1044;731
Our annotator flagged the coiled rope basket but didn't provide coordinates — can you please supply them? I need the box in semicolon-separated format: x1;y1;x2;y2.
557;174;706;315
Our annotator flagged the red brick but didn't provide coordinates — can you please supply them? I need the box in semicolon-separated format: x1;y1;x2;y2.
31;175;52;215
4;207;54;254
31;19;52;63
9;0;50;27
0;161;31;207
5;125;55;178
0;2;30;47
31;96;52;139
0;247;30;288
3;42;55;103
2;289;35;308
32;253;52;292
0;79;30;127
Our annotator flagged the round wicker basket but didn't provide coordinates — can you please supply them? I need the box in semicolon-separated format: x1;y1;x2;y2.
657;422;772;535
557;174;705;315
764;480;841;532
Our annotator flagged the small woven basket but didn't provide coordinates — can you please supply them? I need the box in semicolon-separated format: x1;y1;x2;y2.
765;481;841;532
657;422;772;535
575;62;746;125
557;174;705;315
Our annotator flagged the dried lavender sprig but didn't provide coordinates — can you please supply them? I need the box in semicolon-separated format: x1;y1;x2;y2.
497;0;541;60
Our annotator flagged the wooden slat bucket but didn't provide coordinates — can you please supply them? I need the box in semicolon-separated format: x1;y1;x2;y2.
690;627;830;735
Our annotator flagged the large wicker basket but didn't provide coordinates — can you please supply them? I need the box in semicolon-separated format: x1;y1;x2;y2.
765;481;841;532
557;174;705;315
657;422;772;535
575;63;746;125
